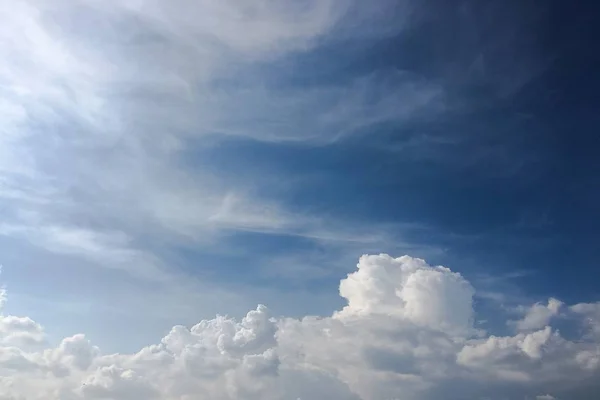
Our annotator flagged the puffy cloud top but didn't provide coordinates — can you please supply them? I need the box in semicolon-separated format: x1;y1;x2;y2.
338;255;475;334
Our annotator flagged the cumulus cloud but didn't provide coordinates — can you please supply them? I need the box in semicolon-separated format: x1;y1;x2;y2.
511;298;563;332
337;254;475;334
1;254;599;399
571;302;600;337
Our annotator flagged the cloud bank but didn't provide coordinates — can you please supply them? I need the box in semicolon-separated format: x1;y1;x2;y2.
1;254;599;399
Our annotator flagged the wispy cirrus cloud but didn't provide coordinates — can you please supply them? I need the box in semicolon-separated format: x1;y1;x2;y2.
0;0;443;279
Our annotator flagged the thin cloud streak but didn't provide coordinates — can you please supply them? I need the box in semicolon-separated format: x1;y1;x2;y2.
0;0;443;282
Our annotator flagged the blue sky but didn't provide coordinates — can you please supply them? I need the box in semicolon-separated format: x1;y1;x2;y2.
0;1;599;399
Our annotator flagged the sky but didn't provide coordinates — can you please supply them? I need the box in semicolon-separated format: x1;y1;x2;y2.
0;0;599;399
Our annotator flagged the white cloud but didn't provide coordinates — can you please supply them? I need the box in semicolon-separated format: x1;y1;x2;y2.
511;298;563;332
336;254;474;335
571;302;600;338
0;315;45;348
0;254;598;399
